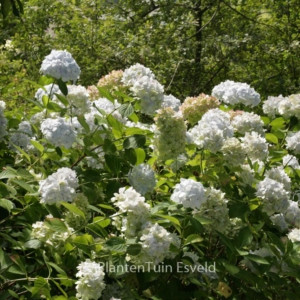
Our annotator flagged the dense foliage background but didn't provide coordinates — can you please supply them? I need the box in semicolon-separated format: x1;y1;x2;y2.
2;0;300;106
1;1;300;300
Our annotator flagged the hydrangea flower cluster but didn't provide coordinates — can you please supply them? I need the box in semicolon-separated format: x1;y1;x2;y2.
286;131;300;154
122;63;155;86
66;85;91;115
98;70;124;89
10;121;35;152
35;84;63;106
0;101;8;141
31;218;74;251
263;94;300;119
221;137;246;166
181;93;220;125
284;200;300;228
194;187;230;233
153;107;186;161
128;164;156;195
75;260;106;300
171;178;206;209
40;50;81;83
122;63;163;115
41;117;77;148
287;228;300;242
130;76;164;115
39;167;79;205
64;194;91;229
256;177;290;215
231;112;264;135
241;131;268;161
188;108;233;153
283;154;300;169
212;80;260;107
111;187;150;238
130;223;179;267
161;94;181;112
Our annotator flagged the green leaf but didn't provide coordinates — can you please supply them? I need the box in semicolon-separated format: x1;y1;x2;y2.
236;227;253;249
24;239;41;249
55;93;69;106
1;0;11;19
265;133;278;144
11;179;34;193
47;262;67;275
77;115;90;133
123;134;146;149
105;154;121;174
103;138;117;153
0;198;14;212
8;289;18;299
267;231;285;253
57;79;68;95
107;114;123;133
10;143;31;163
10;255;27;276
155;214;181;226
125;148;137;165
30;140;44;153
127;244;142;256
222;262;240;275
118;103;134;117
217;231;235;253
31;277;51;298
184;234;203;245
105;237;126;252
0;168;17;179
93;216;111;228
61;202;85;219
135;148;146;165
44;218;68;233
97;87;114;102
87;223;108;238
270;117;285;127
245;254;270;264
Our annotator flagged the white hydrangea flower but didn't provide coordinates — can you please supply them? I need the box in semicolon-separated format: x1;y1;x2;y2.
131;223;175;267
262;95;286;118
76;260;106;300
241;131;268;161
128;164;156;195
256;177;290;215
286;132;300;154
171;178;206;209
10;121;35;152
189;108;233;153
130;76;164;115
153;108;186;161
0;101;8;141
35;84;63;105
265;166;291;191
231;112;264;135
39;167;79;205
283;154;300;169
212;80;260;107
122;63;155;86
270;214;288;232
41;117;77;148
236;164;255;185
284;200;300;228
194;187;230;233
287;228;300;242
221;137;246;166
31;219;74;250
111;187;150;238
162;94;181;112
84;147;105;170
66;85;91;115
40;50;81;83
